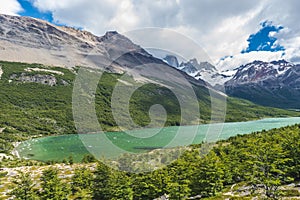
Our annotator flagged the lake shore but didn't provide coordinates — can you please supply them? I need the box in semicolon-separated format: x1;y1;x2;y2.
11;142;21;159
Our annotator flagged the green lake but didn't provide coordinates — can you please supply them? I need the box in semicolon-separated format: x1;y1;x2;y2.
16;117;300;162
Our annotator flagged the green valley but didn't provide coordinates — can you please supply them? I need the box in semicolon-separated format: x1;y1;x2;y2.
0;61;298;155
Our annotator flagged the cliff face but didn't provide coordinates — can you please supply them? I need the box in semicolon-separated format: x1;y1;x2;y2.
10;73;57;86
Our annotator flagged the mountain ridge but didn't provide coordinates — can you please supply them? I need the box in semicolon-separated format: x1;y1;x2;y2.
163;55;233;87
0;14;150;73
163;52;300;108
225;59;300;108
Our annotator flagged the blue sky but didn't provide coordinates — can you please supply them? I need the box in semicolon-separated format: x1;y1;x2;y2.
242;21;285;54
17;0;53;22
2;0;300;69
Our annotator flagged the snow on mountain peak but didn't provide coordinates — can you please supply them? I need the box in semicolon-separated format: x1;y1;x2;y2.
162;55;232;87
228;60;294;85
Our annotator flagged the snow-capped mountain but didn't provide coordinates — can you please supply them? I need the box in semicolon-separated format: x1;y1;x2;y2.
227;60;294;85
225;60;300;109
3;14;300;109
163;55;300;108
163;55;232;87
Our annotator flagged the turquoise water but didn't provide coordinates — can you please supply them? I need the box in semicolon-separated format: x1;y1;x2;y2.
16;117;300;162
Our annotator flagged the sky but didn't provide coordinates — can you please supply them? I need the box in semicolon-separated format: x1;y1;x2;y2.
1;0;300;71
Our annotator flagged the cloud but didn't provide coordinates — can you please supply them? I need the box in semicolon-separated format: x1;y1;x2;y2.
0;0;23;15
29;0;264;62
27;0;300;69
217;51;284;71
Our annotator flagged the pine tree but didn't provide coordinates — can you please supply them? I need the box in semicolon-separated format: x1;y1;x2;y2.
40;167;70;200
191;151;225;197
71;167;93;199
10;171;38;200
92;163;111;199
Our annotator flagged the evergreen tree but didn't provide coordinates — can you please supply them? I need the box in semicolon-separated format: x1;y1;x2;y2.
282;126;300;180
92;163;111;199
81;154;96;163
40;167;70;200
191;151;225;197
10;171;38;200
71;167;93;199
107;171;133;200
246;140;292;198
166;161;191;200
68;155;74;165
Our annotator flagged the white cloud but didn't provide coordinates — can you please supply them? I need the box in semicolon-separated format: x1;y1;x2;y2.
0;0;23;15
217;51;284;71
29;0;300;69
269;31;277;37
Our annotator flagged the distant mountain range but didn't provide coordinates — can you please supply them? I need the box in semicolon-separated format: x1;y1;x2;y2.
225;60;300;109
1;13;300;110
163;55;232;87
163;55;300;109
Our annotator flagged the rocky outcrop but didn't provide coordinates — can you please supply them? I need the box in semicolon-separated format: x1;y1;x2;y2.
10;73;57;86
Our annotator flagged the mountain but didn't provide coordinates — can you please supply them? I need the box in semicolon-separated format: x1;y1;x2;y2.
0;14;210;87
1;14;300;200
0;14;157;72
162;53;300;109
163;55;232;87
225;60;300;109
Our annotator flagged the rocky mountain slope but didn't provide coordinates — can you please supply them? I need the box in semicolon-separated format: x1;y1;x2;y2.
0;14;158;72
225;60;300;109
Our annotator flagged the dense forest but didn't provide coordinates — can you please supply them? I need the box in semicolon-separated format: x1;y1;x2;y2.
4;124;300;199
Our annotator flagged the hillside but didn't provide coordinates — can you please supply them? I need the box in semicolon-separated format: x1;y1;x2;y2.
0;60;298;154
